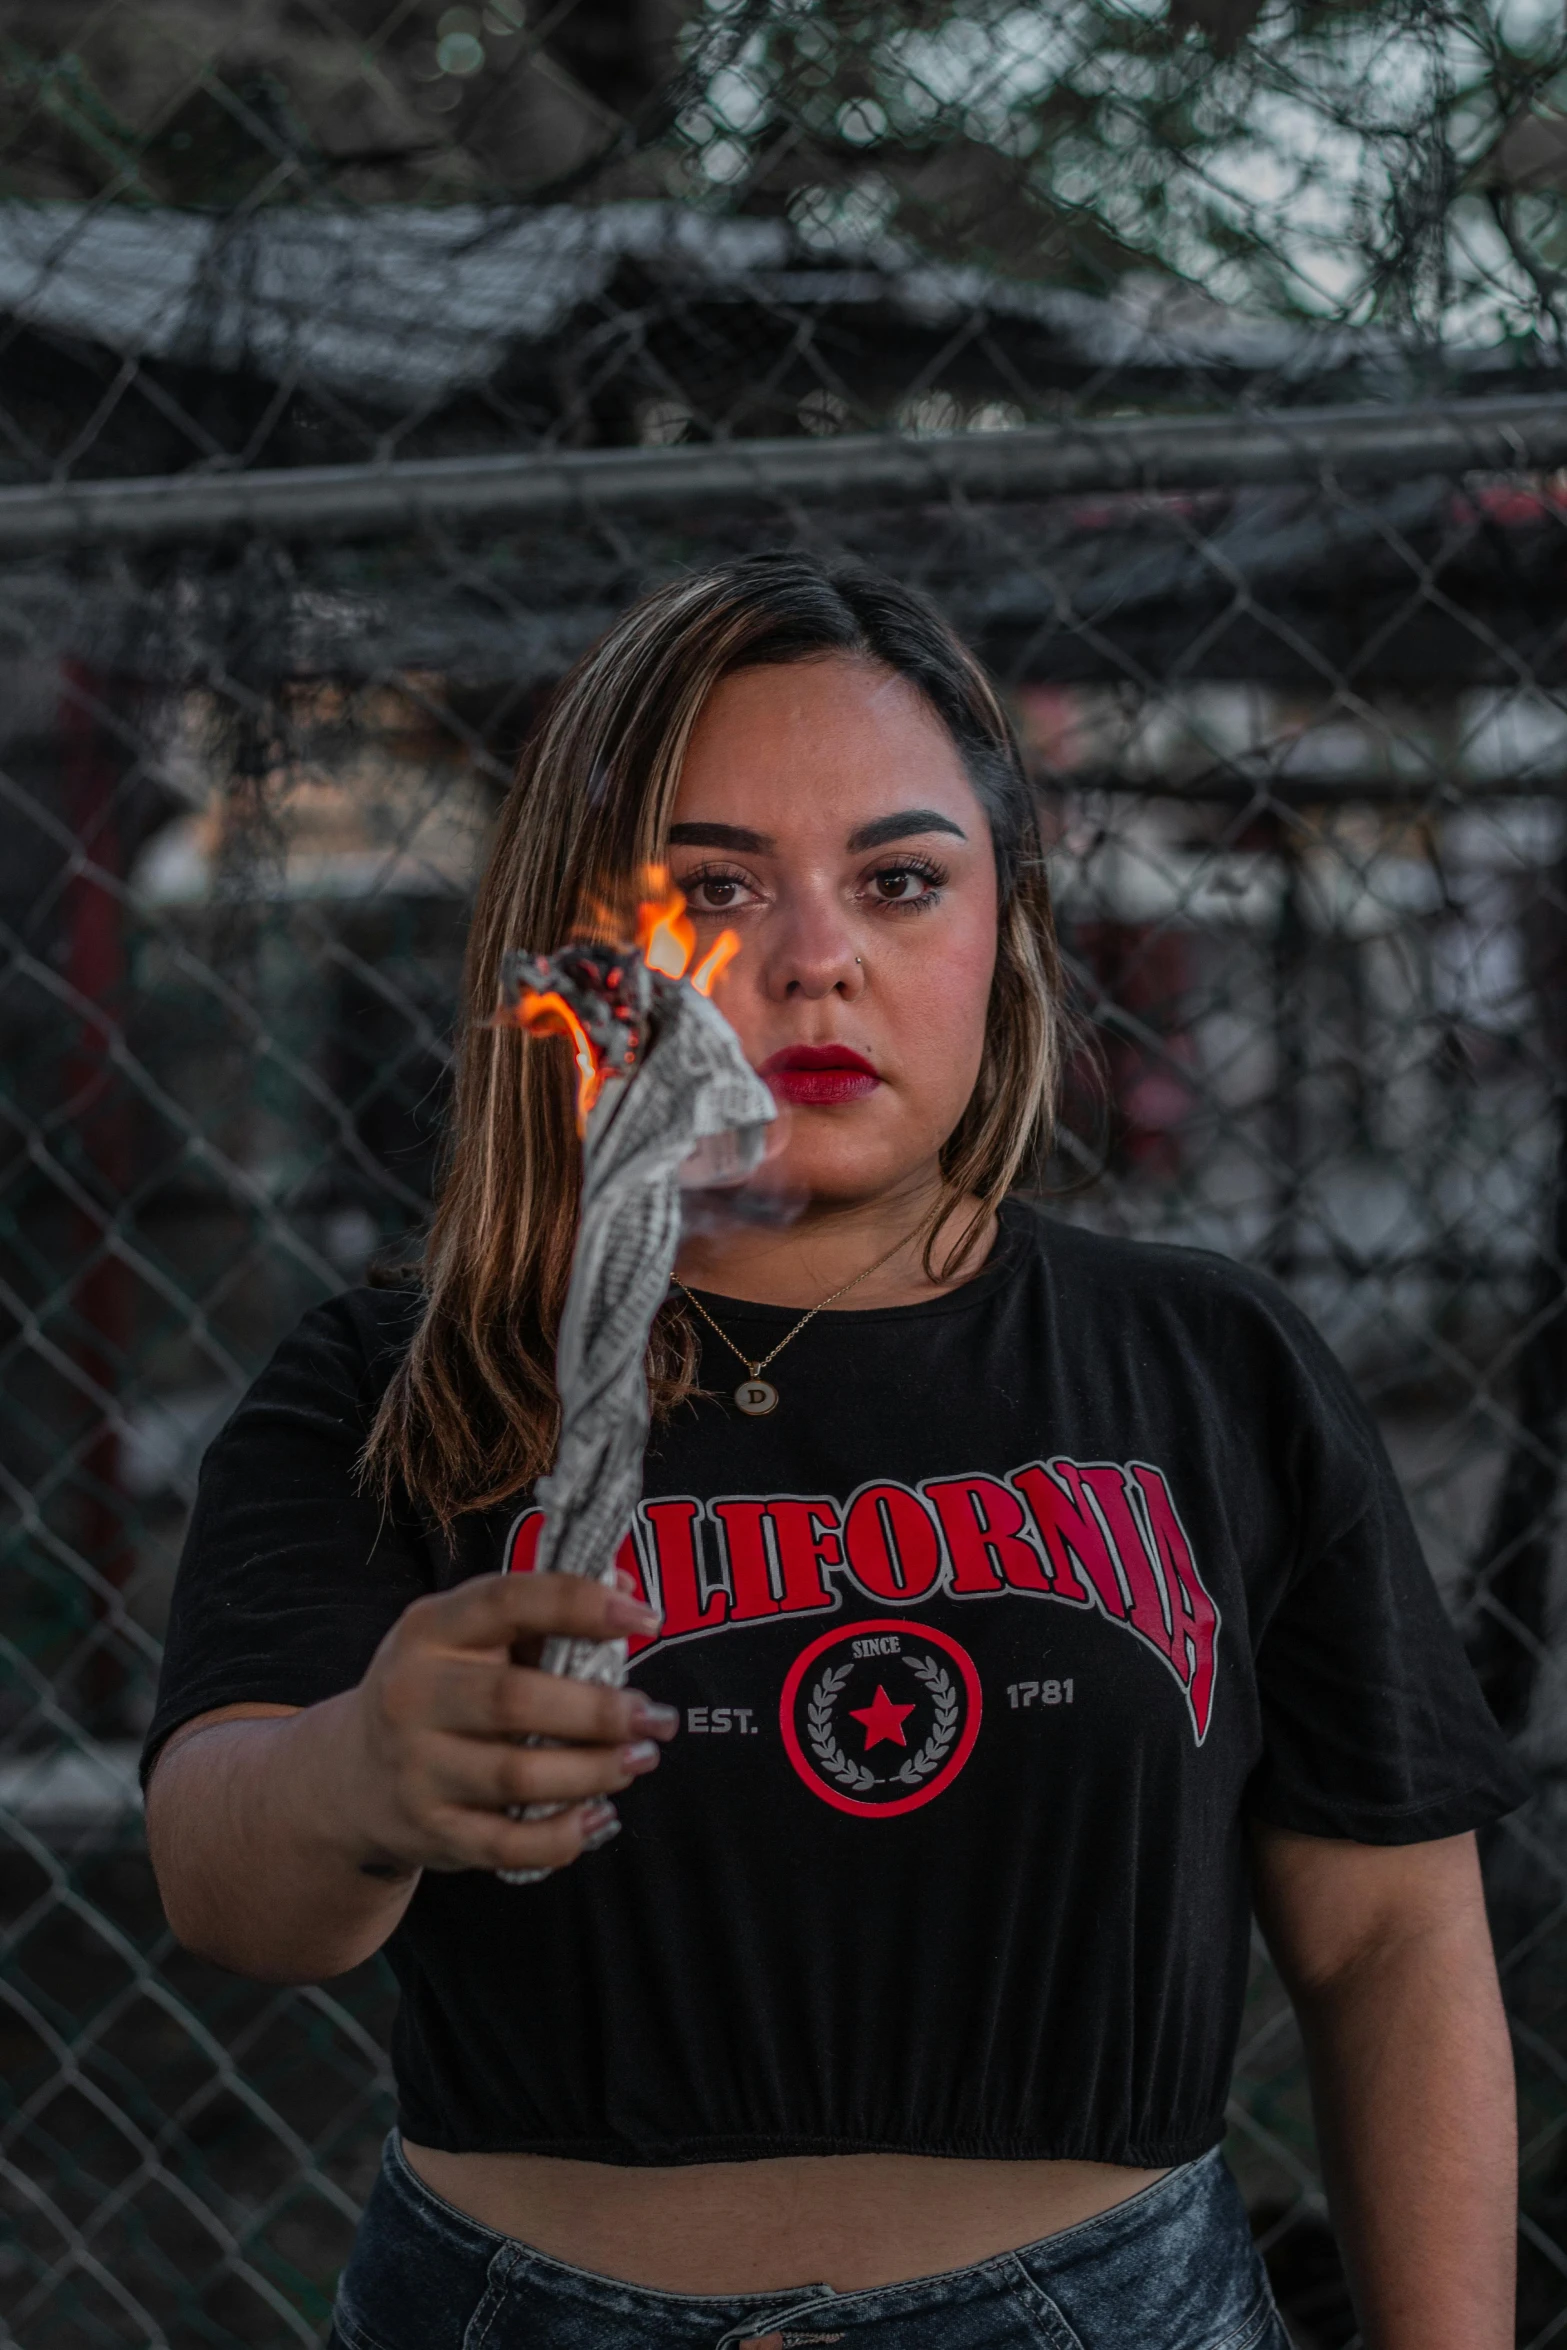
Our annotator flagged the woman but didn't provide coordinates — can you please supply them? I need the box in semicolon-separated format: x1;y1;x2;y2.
145;556;1524;2350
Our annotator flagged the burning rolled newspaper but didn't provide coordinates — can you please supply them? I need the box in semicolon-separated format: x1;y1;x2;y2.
490;873;777;1882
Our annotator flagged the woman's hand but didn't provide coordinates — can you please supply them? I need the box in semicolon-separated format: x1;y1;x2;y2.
341;1570;673;1878
146;1572;674;1981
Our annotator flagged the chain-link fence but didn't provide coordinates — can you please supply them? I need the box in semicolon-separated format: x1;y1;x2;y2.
6;3;1567;2344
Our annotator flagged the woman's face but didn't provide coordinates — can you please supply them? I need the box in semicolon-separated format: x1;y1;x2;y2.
667;654;999;1208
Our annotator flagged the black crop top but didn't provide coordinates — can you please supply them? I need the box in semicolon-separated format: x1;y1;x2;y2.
145;1202;1525;2167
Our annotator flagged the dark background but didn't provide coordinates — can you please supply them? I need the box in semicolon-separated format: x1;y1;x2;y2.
6;4;1567;2342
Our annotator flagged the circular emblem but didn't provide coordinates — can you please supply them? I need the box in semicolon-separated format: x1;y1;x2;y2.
778;1619;983;1818
734;1377;779;1416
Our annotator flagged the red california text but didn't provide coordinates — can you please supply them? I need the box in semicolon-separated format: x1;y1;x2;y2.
504;1454;1219;1742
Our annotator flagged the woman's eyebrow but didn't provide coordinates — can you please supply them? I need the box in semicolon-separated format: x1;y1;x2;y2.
846;809;968;852
667;821;774;853
667;809;968;856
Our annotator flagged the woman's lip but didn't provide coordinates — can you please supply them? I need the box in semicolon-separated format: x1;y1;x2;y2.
759;1045;882;1106
761;1046;878;1077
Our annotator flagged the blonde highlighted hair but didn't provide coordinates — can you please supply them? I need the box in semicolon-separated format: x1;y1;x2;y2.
365;553;1065;1529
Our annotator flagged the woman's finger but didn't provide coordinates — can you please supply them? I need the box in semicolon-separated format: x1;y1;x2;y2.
426;1797;620;1876
411;1571;660;1654
416;1653;679;1747
427;1730;661;1811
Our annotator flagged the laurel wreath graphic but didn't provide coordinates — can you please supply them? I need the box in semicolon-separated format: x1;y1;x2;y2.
895;1655;960;1786
804;1652;961;1795
806;1663;877;1791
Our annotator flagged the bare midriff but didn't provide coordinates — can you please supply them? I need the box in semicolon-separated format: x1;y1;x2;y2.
400;2144;1170;2293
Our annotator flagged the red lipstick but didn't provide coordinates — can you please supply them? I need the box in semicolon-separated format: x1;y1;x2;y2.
759;1044;882;1107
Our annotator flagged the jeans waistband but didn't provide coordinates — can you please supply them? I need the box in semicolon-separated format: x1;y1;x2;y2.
334;2132;1273;2350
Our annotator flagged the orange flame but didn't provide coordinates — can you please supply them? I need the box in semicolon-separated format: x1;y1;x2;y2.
499;867;743;1133
515;989;605;1128
636;867;697;979
690;928;741;997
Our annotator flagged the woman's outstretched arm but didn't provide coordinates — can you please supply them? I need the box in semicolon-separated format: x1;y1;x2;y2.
145;1572;673;1982
1251;1822;1515;2350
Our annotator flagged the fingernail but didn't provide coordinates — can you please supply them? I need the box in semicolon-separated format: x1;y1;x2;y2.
606;1592;662;1636
620;1740;659;1772
629;1697;680;1739
580;1803;621;1852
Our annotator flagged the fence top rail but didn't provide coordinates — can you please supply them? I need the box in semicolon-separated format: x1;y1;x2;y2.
2;394;1565;557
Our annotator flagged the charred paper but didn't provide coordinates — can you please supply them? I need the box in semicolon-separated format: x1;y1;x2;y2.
493;902;774;1882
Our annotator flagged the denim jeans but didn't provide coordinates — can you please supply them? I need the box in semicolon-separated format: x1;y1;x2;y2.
328;2132;1289;2350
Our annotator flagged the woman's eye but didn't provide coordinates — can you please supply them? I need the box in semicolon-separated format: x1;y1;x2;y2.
870;865;940;904
680;870;756;912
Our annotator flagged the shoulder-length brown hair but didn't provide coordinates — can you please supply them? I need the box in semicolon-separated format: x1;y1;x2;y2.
364;553;1065;1529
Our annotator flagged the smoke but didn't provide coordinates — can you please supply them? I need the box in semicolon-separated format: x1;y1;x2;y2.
676;1109;803;1235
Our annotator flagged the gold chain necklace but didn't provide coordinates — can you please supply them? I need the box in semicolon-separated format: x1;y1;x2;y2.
674;1231;919;1417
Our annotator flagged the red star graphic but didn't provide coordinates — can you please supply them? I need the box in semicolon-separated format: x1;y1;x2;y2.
849;1682;916;1751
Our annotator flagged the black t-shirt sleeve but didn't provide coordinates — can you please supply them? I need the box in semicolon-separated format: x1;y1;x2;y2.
1240;1283;1528;1842
141;1291;435;1784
